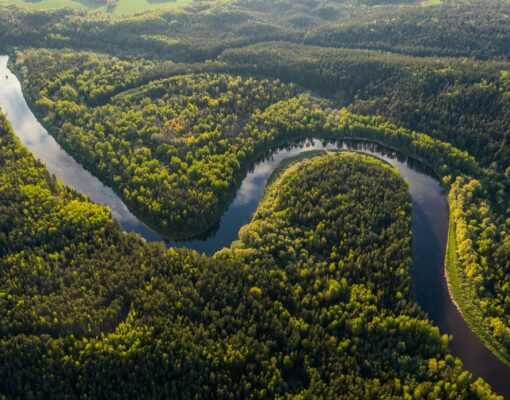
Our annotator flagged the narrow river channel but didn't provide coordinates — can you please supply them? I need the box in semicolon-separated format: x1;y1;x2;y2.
1;55;508;398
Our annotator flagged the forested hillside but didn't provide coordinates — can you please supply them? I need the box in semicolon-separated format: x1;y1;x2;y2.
221;42;510;170
0;115;498;397
10;38;510;376
1;0;510;397
1;0;509;61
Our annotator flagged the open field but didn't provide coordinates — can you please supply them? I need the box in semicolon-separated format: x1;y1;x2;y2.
0;0;224;16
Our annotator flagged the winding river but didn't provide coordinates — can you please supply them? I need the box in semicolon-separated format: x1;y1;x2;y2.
1;55;509;397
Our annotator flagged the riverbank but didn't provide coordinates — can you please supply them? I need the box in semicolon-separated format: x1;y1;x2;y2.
446;219;510;367
265;149;327;187
3;53;510;397
7;52;453;241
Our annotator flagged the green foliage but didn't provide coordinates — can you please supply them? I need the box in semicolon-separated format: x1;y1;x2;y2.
13;41;510;371
0;114;149;338
16;48;492;238
304;0;510;60
221;42;510;171
1;0;509;61
16;48;302;236
1;0;510;393
0;119;499;397
446;177;510;363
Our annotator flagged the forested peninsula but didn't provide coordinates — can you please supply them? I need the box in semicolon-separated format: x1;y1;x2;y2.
0;0;509;398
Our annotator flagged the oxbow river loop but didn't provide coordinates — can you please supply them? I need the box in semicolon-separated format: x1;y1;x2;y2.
1;55;509;398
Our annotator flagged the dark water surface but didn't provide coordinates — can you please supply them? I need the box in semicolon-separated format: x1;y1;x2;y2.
1;56;509;398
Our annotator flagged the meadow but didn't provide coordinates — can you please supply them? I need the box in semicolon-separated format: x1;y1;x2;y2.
0;0;222;16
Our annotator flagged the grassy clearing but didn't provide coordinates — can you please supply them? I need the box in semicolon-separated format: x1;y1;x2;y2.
0;0;226;16
2;0;91;11
445;218;510;366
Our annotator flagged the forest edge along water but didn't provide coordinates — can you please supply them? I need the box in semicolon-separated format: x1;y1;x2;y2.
1;55;509;398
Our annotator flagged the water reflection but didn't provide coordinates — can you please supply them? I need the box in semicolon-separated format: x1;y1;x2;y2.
0;56;162;241
1;55;509;398
164;138;441;254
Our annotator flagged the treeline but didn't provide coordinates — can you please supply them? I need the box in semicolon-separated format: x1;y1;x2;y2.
1;0;509;61
0;113;150;338
304;0;510;60
16;48;510;366
0;116;499;397
0;3;298;62
16;48;301;237
4;2;508;171
253;93;510;363
448;177;510;362
15;49;155;105
3;0;510;385
221;42;510;172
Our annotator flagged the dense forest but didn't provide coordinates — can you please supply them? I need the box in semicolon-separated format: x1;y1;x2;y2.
0;115;498;397
1;0;510;397
15;47;508;235
220;42;510;171
1;0;509;61
15;49;302;236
